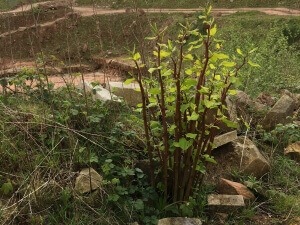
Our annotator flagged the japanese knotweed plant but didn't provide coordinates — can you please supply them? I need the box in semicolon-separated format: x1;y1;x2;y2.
126;6;258;204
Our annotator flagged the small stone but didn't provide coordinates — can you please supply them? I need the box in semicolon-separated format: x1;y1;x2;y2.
213;131;237;148
207;194;245;212
256;93;275;107
217;178;255;201
75;168;103;194
284;141;300;162
158;217;202;225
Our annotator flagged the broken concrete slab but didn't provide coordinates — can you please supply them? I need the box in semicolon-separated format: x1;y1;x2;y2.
80;81;121;102
74;168;103;194
213;131;237;149
217;178;255;201
207;194;245;212
158;217;202;225
284;141;300;162
106;81;141;106
261;94;295;131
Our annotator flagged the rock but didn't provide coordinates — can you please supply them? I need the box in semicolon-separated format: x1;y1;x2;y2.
284;141;300;162
80;81;120;102
217;178;255;201
261;94;295;130
207;194;245;212
106;81;141;106
207;136;270;182
158;217;202;225
256;93;275;107
74;168;103;194
232;136;270;178
213;131;237;148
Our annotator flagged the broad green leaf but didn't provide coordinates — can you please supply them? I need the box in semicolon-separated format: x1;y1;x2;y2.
133;52;141;61
183;78;197;87
210;25;217;36
215;75;221;81
199;86;210;94
203;99;215;109
184;54;194;61
186;133;197;139
148;68;157;74
185;69;193;75
203;154;217;164
124;78;135;85
160;50;171;59
188;112;199;121
149;88;160;95
220;116;238;128
173;138;193;151
209;64;216;70
134;199;144;210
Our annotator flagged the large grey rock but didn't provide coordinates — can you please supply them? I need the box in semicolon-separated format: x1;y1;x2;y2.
106;81;141;106
213;131;237;148
74;168;103;194
207;194;245;212
232;136;270;178
158;218;202;225
261;94;295;130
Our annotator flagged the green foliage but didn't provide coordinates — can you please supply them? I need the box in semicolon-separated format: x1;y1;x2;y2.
260;123;300;148
127;6;256;204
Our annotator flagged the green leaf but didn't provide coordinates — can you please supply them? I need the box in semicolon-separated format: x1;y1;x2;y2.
160;50;171;59
184;54;194;61
183;78;197;87
173;138;193;151
149;88;160;95
215;75;221;81
124;78;135;85
203;99;215;109
248;60;261;67
222;61;236;67
187;112;199;121
134;199;144;210
148;68;157;74
185;69;193;75
210;25;217;36
236;48;243;56
108;194;120;202
220;116;238;128
203;154;217;164
133;52;141;61
70;109;79;116
186;133;197;139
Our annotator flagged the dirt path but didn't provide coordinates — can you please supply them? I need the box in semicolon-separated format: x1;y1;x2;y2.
2;1;300;17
